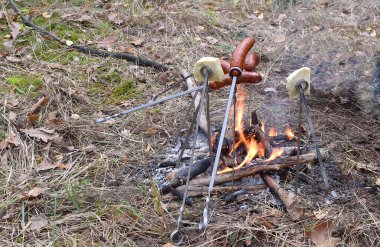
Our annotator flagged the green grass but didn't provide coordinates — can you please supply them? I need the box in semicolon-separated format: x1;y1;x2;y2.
87;70;141;105
64;184;81;212
6;75;43;95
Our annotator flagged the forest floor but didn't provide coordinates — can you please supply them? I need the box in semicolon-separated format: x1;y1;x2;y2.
0;0;379;246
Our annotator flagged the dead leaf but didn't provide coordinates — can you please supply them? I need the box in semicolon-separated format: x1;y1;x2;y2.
6;99;19;108
96;35;118;49
21;128;62;143
9;22;21;40
272;33;286;43
130;37;144;46
6;56;21;63
156;72;169;85
57;163;69;170
277;188;307;221
28;187;43;197
28;114;39;124
78;14;91;23
306;220;341;247
15;46;30;56
6;128;21;147
19;187;43;200
206;36;218;45
47;111;62;125
146;127;158;136
376;177;380;187
121;47;136;54
29;215;48;231
36;158;58;171
9;111;17;122
107;13;117;21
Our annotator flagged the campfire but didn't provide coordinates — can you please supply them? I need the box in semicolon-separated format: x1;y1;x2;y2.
156;38;335;243
214;85;287;174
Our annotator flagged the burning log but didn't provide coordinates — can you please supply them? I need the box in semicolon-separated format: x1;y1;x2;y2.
160;158;212;195
188;149;327;187
260;174;308;221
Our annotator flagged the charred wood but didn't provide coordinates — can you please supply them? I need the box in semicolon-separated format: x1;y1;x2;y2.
170;188;193;206
175;184;267;197
160;158;211;194
188;149;328;187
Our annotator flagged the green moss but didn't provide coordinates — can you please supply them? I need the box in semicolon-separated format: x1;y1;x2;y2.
33;16;84;42
111;80;139;102
99;70;122;84
6;75;43;95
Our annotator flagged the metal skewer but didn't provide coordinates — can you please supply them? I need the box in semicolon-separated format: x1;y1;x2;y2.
199;68;240;230
170;70;210;245
95;85;203;123
296;80;337;203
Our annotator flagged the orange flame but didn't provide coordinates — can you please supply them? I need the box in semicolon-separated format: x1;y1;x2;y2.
267;148;284;161
260;121;265;133
219;137;259;174
285;125;295;140
268;127;277;137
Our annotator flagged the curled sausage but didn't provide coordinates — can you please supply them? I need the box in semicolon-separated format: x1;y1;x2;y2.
243;52;260;71
208;71;262;90
229;37;255;77
220;59;230;74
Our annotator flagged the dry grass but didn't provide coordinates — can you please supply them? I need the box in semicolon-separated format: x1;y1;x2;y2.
0;0;379;246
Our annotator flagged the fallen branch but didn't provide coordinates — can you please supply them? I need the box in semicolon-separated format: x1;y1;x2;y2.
261;174;309;221
174;184;267;197
7;0;170;71
160;158;211;194
189;149;328;187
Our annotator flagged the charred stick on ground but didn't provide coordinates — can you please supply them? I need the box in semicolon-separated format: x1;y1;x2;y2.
174;184;267;197
188;149;327;187
160;158;211;195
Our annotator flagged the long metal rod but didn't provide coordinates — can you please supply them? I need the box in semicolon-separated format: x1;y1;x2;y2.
294;94;303;194
95;85;204;123
199;76;238;230
170;75;208;245
298;85;337;201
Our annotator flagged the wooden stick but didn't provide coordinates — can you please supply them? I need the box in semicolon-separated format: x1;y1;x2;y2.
179;68;208;136
188;149;327;187
261;174;307;221
174;184;267;197
160;158;211;194
7;0;169;71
